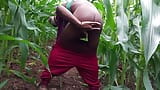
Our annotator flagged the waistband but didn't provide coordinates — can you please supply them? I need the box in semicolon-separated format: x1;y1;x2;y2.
53;42;97;58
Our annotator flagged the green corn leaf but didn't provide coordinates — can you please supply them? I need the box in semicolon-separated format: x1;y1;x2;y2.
0;24;14;33
143;69;153;90
140;0;160;64
108;48;118;85
156;71;160;89
116;0;139;53
19;43;29;68
117;0;129;43
0;33;48;67
0;0;8;9
103;85;130;90
8;1;38;30
129;58;143;71
103;0;116;30
154;52;160;78
99;64;109;71
116;0;129;52
10;70;35;84
0;62;4;74
93;0;105;14
123;0;129;9
0;80;8;89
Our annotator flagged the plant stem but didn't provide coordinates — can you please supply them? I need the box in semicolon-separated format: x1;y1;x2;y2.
136;34;144;90
121;52;127;86
136;67;143;90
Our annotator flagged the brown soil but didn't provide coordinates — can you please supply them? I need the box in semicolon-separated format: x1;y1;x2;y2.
0;40;96;90
0;57;136;90
0;59;90;90
0;40;135;90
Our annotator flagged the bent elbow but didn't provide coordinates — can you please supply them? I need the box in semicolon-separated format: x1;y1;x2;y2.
56;6;64;14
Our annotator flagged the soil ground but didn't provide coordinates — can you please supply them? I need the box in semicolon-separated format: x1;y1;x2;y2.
0;59;135;90
0;41;135;90
0;40;100;90
0;60;91;90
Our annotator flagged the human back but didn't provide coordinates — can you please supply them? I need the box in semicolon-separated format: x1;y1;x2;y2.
57;0;103;54
39;1;103;89
72;0;102;22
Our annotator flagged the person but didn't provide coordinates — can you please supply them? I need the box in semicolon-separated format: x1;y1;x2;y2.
39;0;103;90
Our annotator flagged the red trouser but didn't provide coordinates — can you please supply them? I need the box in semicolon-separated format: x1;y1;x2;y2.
40;44;100;90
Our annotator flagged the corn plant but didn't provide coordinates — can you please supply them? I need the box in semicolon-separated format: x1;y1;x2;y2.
0;0;160;89
0;0;58;88
94;0;160;90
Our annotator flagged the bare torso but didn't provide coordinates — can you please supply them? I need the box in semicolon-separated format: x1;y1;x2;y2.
58;0;102;54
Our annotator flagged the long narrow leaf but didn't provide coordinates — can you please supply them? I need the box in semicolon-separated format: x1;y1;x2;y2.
116;0;129;52
0;80;8;89
10;70;35;84
0;25;14;33
103;0;116;30
0;33;48;67
19;43;29;68
103;85;130;90
143;69;153;90
140;0;160;64
109;48;118;85
117;0;129;42
8;1;38;30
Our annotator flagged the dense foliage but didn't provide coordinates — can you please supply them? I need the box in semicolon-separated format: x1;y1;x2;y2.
0;0;160;90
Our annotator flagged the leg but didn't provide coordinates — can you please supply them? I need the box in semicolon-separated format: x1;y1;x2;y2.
77;67;100;90
76;56;100;90
39;47;74;89
39;68;52;87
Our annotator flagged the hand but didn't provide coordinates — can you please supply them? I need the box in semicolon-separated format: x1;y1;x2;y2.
48;16;57;26
80;21;102;30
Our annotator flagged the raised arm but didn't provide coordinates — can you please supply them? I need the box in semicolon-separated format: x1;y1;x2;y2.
56;5;81;27
56;5;101;30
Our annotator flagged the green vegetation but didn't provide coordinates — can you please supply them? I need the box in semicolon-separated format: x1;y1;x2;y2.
0;0;160;90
